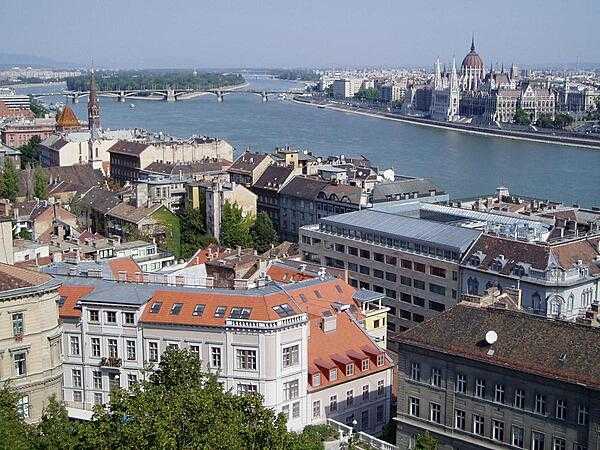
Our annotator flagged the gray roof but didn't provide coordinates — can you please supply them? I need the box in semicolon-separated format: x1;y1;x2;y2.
320;209;481;254
352;289;385;304
371;178;442;202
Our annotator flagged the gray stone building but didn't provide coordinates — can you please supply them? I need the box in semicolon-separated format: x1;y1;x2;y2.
394;303;600;450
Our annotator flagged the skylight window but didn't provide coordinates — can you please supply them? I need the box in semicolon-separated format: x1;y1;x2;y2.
214;306;227;318
299;294;307;302
58;296;67;307
335;285;343;294
314;290;322;299
272;303;295;318
170;303;183;315
150;302;162;314
230;307;252;319
192;304;205;317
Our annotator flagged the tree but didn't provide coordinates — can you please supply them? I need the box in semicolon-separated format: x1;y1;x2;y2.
34;166;48;200
219;201;253;248
34;396;83;450
29;97;48;118
0;159;20;202
415;432;439;450
18;135;41;168
354;87;380;101
179;205;215;259
0;386;32;450
536;113;554;129
250;212;278;254
513;107;531;125
553;113;574;129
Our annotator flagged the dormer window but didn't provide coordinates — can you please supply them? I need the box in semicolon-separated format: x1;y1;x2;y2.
377;354;385;367
150;302;162;314
346;363;354;376
312;373;321;387
513;265;526;277
361;359;369;371
469;256;481;266
329;368;338;381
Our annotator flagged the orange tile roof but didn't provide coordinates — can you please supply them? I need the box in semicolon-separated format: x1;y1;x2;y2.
266;264;316;283
107;257;142;281
55;106;80;129
58;285;94;319
0;262;52;292
185;244;226;268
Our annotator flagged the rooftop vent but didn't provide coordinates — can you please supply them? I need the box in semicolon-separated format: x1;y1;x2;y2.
485;330;498;345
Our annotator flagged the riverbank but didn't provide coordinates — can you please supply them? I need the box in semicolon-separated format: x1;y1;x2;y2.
293;97;600;150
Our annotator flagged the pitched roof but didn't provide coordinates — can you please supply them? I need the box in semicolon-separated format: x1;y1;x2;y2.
228;151;269;175
0;263;53;293
55;106;80;129
106;202;162;223
279;176;329;200
58;284;94;319
107;140;151;156
253;164;295;191
395;304;600;390
144;159;231;176
106;257;142;280
319;184;363;204
78;187;121;214
372;178;442;202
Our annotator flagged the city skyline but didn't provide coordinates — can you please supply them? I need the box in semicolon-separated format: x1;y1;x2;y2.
2;0;599;69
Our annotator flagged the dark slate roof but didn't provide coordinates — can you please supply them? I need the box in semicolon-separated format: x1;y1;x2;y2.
253;165;295;191
395;304;600;390
371;178;441;202
279;176;329;200
319;184;362;205
228;151;269;174
107;140;150;156
144;159;231;176
79;187;121;214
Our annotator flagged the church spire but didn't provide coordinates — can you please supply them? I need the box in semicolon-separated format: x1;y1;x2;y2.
471;33;475;52
450;56;459;91
434;57;442;90
88;66;101;134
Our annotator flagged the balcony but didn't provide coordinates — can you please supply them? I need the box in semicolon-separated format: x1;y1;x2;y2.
100;357;122;369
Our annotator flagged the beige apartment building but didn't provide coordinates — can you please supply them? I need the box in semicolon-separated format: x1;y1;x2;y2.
0;263;63;422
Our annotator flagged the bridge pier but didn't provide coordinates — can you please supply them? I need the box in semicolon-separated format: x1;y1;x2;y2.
166;88;176;102
216;91;223;102
117;91;126;102
71;95;79;104
262;92;268;102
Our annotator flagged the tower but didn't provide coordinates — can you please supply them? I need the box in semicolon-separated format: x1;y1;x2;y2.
448;57;460;120
434;57;443;90
88;68;101;133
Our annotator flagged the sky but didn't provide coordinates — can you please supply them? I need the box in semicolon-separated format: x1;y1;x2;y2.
2;0;599;69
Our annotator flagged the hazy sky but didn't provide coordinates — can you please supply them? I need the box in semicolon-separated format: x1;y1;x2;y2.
3;0;598;68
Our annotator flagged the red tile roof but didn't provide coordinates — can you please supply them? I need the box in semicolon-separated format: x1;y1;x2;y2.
0;263;52;292
107;257;142;281
58;285;94;319
266;264;316;283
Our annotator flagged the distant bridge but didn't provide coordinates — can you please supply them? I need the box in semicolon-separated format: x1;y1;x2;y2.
33;86;307;103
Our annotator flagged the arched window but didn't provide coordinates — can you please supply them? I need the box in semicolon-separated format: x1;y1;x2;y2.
467;277;479;295
567;294;575;312
532;292;543;314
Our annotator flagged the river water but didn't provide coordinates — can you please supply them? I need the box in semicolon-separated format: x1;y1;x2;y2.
19;78;599;207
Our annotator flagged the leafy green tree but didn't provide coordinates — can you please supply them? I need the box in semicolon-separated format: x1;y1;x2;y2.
553;113;574;129
250;212;278;253
0;159;20;202
514;107;531;125
0;386;32;450
415;432;439;450
18;135;41;168
219;201;253;248
354;87;380;101
17;229;32;240
179;205;216;258
34;166;48;200
29;97;48;118
536;113;554;129
34;397;83;450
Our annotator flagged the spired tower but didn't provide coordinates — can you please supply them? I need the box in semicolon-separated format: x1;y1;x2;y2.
88;69;101;133
460;35;485;91
448;57;461;119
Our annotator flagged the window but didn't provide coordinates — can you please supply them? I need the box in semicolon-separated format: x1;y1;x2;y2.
373;268;384;279
312;373;321;386
214;306;226;318
348;262;358;272
346;390;354;407
89;309;99;322
474;378;485;398
126;340;136;361
149;341;159;362
329;368;337;381
430;368;441;387
230;307;252;319
429;301;445;312
362;385;369;401
72;369;82;388
361;410;369;429
93;371;102;389
414;262;425;273
511;426;524;448
376;405;384;423
73;391;82;403
361;359;369;371
385;288;397;299
282;345;299;368
455;409;466;430
272;303;294;317
360;265;370;275
150;302;162;314
189;344;201;360
409;397;420;417
413;279;425;290
553;437;566;450
108;339;118;358
556;399;566;420
13;352;26;376
336;243;346;253
94;393;103;405
12;313;24;336
292;401;300;418
329;395;337;412
578;404;589;425
456;373;466;394
344;362;354;376
532;432;545;450
348;246;358;256
360;249;370;259
284;380;299;401
235;348;257;370
386;255;397;266
492;420;504;442
385;272;396;282
106;311;117;323
494;384;505;403
91;337;101;357
429;283;446;296
473;414;484;436
281;404;289;419
17;396;30;418
123;312;135;325
410;362;421;381
401;259;412;269
192;304;205;316
237;384;258;395
429;402;441;423
377;354;385;366
535;394;546;415
345;414;355;426
313;400;321;419
430;266;446;278
377;379;384;396
70;336;80;355
374;252;384;262
514;389;525;409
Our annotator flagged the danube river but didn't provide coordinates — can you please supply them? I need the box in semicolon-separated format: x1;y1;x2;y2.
20;78;600;207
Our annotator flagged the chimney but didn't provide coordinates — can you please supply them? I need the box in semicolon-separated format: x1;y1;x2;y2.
321;311;337;332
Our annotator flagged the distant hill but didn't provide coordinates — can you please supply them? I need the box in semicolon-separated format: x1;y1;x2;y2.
0;53;76;69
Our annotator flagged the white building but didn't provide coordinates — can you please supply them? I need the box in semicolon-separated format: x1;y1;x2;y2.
333;79;364;99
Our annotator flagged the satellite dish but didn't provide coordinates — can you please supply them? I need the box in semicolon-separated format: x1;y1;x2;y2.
485;330;498;345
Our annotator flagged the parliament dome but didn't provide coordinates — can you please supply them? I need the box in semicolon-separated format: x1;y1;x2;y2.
461;38;484;70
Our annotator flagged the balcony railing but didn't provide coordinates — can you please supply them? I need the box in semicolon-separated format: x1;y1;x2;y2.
100;357;122;368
